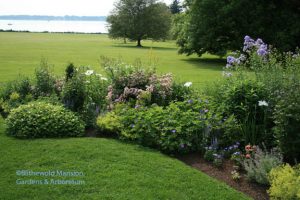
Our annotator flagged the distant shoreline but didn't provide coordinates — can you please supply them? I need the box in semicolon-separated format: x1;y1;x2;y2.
0;15;106;21
0;29;105;35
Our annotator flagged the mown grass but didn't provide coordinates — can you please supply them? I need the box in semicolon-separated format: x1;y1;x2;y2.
0;32;225;89
0;117;250;200
0;32;251;199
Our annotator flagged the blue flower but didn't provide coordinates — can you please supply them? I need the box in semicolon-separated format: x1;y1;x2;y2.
244;35;251;42
227;56;236;65
255;38;264;45
135;105;140;109
187;99;193;104
257;48;267;56
171;129;176;133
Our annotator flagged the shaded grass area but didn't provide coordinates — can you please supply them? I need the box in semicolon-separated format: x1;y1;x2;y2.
0;32;225;89
0;117;250;200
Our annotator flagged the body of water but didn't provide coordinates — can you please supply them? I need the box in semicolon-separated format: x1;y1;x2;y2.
0;20;108;33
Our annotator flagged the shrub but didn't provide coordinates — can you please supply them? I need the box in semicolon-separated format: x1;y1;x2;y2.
204;148;217;162
268;164;300;200
102;57;191;108
243;146;283;185
62;66;108;127
272;78;300;163
223;79;270;128
0;77;33;118
206;76;273;147
117;97;222;154
65;63;75;81
6;102;85;138
34;59;56;97
0;76;31;100
96;112;122;136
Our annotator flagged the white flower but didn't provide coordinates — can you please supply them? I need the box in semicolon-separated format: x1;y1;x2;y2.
258;100;268;107
96;73;102;77
184;82;192;87
85;70;94;76
222;71;233;77
101;77;108;81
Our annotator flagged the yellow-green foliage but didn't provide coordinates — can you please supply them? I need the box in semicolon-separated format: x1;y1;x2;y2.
96;112;123;135
268;164;300;200
9;92;20;101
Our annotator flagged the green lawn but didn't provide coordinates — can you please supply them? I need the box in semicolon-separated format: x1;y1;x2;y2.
0;32;250;199
0;117;250;200
0;32;225;89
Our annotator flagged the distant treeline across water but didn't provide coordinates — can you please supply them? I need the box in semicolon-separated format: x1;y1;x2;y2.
0;15;106;21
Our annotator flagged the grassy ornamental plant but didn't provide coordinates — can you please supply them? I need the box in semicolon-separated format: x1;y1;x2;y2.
6;102;85;138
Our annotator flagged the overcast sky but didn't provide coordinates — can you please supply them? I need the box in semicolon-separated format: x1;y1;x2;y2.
0;0;173;16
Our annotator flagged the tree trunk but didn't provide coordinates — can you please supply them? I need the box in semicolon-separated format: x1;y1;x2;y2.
123;37;127;44
137;39;142;47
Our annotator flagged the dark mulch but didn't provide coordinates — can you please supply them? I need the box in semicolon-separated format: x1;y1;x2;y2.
176;153;269;200
85;128;98;137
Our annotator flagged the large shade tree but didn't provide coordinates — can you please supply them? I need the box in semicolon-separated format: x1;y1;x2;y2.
174;0;300;56
107;0;172;47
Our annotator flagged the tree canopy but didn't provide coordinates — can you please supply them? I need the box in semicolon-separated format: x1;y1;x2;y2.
107;0;172;47
170;0;182;14
174;0;300;56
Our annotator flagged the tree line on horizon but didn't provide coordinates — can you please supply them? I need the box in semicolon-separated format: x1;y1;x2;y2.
0;15;106;21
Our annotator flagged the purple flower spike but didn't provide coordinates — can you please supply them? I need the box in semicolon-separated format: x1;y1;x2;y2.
244;35;251;42
255;38;264;45
227;56;236;65
257;48;267;56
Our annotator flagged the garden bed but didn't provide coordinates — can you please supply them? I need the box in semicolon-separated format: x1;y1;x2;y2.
177;153;269;200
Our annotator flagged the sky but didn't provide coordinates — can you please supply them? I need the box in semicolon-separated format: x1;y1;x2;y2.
0;0;173;16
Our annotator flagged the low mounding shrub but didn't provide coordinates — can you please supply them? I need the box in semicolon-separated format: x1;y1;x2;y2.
268;164;300;200
6;102;85;138
243;146;283;185
0;76;32;117
112;97;223;154
96;112;122;136
0;76;31;100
